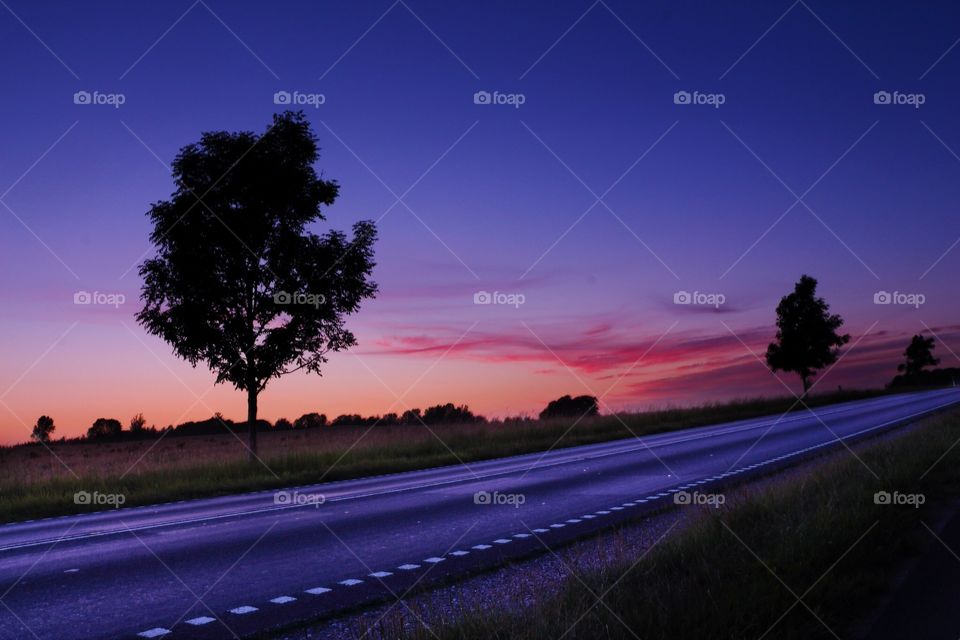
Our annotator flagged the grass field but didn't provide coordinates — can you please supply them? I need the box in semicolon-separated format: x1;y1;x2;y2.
374;405;960;640
0;388;890;523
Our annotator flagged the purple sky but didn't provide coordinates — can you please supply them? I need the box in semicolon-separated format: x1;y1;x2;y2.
1;1;959;443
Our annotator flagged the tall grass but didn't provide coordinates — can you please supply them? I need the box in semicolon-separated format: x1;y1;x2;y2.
0;389;888;523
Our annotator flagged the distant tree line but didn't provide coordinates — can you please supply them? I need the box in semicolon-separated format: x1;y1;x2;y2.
26;402;493;444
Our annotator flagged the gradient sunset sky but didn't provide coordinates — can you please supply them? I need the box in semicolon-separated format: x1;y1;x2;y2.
2;1;959;444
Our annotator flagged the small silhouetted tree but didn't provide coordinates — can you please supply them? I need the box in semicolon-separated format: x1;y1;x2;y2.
539;395;599;419
31;415;55;443
898;334;939;378
129;413;147;434
274;417;293;430
766;275;849;394
87;418;122;440
137;112;377;460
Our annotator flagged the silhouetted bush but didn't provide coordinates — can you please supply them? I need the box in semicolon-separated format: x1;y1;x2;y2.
129;413;147;434
87;418;122;440
889;367;960;389
170;415;271;436
400;409;422;425
422;403;484;425
539;395;599;419
274;418;293;430
293;413;327;429
332;414;370;427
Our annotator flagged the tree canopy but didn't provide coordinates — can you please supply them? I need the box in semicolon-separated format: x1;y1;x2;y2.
898;334;939;378
137;112;377;457
766;275;849;394
31;415;55;443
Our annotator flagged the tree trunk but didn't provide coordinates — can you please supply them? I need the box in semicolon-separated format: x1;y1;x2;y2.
247;386;258;462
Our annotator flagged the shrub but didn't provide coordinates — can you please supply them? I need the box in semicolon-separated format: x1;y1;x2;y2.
539;395;599;419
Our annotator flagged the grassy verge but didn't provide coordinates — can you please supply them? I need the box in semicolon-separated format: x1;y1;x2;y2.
383;406;960;640
0;388;892;523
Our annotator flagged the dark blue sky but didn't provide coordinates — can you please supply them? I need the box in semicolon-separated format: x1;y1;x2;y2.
2;1;959;441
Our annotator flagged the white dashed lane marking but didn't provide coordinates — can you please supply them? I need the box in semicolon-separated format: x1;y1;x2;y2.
493;538;511;544
229;606;258;615
137;629;170;638
450;550;470;555
471;544;491;550
270;596;296;604
339;579;363;586
531;528;549;533
369;571;393;578
305;587;331;595
185;616;216;625
424;557;445;563
398;563;421;570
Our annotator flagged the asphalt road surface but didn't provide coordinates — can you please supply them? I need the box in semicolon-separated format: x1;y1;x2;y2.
2;388;958;640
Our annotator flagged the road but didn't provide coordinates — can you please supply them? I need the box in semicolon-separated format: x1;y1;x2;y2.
1;388;958;640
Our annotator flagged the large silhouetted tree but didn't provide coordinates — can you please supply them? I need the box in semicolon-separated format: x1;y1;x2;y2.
766;275;849;395
898;334;939;378
137;112;377;460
